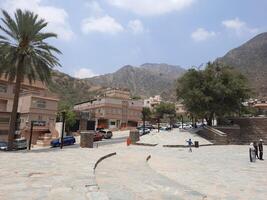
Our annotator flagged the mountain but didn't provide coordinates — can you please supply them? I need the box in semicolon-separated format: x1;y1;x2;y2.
49;63;185;105
217;32;267;97
86;63;185;99
48;70;104;105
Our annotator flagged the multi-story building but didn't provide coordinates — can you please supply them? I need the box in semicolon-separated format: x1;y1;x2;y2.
74;88;143;130
144;95;162;110
0;76;59;144
175;102;187;115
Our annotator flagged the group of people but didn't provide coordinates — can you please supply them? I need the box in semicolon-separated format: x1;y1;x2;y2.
249;139;264;162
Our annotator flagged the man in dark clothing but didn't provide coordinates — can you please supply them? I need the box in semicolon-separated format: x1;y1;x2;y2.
253;141;259;159
259;139;264;160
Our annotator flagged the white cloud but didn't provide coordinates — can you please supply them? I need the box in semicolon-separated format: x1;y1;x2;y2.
74;68;98;79
85;1;104;17
191;28;216;42
128;20;145;34
222;18;258;36
107;0;195;16
1;0;74;41
81;15;124;34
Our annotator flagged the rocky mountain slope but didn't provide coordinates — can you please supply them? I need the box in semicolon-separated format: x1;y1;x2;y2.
86;63;185;99
217;32;267;97
49;63;185;105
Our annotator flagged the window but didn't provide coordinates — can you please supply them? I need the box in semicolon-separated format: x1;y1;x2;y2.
36;100;46;108
0;83;7;93
110;121;116;125
0;117;9;124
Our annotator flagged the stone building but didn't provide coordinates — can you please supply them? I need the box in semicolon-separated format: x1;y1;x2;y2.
0;76;59;145
74;88;143;130
144;95;162;110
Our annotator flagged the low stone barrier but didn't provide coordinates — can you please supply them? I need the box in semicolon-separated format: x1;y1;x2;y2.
163;144;215;148
94;152;117;171
134;143;158;147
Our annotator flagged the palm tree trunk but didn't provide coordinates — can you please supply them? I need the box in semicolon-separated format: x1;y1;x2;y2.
7;59;24;150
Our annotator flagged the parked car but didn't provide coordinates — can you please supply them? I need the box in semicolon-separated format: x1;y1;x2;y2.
50;136;76;147
0;141;7;151
138;128;150;136
99;129;113;139
179;124;192;129
137;125;154;130
13;138;27;150
160;126;171;131
173;122;182;128
94;132;103;141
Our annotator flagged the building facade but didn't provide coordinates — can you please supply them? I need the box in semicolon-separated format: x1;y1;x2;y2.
144;95;162;110
74;88;143;130
175;102;187;116
0;76;59;144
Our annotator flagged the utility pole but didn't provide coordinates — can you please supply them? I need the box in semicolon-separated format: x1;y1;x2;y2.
60;111;66;149
143;114;145;135
157;117;160;132
28;121;34;150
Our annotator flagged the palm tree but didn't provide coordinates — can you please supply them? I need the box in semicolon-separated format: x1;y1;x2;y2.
0;9;61;150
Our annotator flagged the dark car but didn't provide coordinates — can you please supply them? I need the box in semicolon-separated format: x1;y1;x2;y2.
137;125;154;130
50;136;76;147
0;141;7;151
99;129;113;139
94;132;104;141
13;138;27;150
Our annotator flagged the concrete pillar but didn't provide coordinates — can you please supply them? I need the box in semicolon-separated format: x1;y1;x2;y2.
80;131;94;148
129;130;140;144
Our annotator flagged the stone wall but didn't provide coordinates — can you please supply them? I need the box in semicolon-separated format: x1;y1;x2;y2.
216;125;242;144
232;117;267;144
197;126;228;144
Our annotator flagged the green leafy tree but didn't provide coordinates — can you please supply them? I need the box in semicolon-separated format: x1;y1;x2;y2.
154;102;176;130
141;107;152;134
141;107;152;121
176;62;251;126
0;9;61;150
155;102;176;118
57;102;76;134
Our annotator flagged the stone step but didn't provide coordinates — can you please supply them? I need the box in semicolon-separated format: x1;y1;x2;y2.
36;139;52;147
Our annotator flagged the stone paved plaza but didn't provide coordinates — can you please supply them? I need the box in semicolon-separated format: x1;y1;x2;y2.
0;129;266;200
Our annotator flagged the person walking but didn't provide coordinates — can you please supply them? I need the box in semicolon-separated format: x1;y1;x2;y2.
186;138;193;152
258;139;264;160
253;141;259;159
249;143;256;162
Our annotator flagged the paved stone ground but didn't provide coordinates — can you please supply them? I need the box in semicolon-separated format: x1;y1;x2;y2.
139;128;212;146
95;129;267;200
96;150;206;200
1;129;266;200
0;146;115;200
148;145;267;200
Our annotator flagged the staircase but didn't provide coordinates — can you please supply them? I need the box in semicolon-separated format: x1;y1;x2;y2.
35;123;59;147
35;132;53;147
196;126;228;144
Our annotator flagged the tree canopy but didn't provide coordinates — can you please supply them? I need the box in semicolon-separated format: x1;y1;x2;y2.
154;102;176;119
141;107;152;121
0;9;61;149
176;62;251;125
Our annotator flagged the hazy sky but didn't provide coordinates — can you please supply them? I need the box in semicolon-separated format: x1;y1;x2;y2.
0;0;266;78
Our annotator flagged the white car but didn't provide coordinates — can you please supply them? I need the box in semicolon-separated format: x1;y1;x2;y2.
139;128;150;136
179;124;192;129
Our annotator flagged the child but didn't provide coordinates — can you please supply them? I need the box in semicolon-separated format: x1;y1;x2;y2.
186;138;193;152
